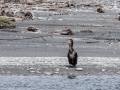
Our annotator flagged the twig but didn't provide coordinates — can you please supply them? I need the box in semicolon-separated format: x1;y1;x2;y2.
0;34;53;41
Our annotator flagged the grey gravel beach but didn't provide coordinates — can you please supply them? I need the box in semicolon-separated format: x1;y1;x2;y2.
1;0;120;89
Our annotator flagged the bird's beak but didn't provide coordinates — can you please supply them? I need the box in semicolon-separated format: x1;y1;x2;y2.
67;39;70;43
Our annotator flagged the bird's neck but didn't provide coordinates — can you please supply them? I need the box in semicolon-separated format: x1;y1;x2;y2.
69;45;73;53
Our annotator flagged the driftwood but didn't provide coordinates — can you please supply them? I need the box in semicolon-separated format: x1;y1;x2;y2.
80;30;93;33
77;2;101;8
52;27;74;35
3;0;44;4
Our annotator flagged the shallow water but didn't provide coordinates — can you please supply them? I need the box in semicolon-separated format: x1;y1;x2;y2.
0;75;120;90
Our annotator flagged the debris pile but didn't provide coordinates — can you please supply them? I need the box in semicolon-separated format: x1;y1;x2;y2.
15;11;33;20
0;6;14;17
0;5;33;20
2;0;44;4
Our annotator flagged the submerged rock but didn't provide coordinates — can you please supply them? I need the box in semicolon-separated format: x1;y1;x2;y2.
67;74;76;79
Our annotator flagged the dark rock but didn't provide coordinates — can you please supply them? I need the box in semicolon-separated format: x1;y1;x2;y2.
1;10;5;16
8;18;15;22
24;12;33;20
26;26;38;32
97;8;105;13
67;74;76;79
119;16;120;20
80;30;93;33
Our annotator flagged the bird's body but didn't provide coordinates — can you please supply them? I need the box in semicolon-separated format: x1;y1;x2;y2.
67;39;78;67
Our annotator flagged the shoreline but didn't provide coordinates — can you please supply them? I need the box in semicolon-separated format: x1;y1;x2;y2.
0;57;119;76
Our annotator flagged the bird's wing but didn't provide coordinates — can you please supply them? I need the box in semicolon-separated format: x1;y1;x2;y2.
73;51;78;64
67;52;72;64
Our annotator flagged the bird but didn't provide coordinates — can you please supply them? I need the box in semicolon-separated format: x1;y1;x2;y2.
67;39;78;67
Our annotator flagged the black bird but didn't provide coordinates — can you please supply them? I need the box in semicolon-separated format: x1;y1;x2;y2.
67;39;78;67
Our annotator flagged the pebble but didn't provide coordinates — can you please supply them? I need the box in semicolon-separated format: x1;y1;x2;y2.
75;68;83;71
102;69;105;72
36;71;41;74
54;72;59;74
84;73;89;75
44;72;53;75
29;67;35;70
117;71;120;75
30;71;36;73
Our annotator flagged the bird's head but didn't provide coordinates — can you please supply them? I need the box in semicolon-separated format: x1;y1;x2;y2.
67;39;73;46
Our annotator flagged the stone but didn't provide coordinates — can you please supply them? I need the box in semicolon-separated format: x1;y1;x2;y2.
54;72;59;74
67;74;76;79
75;68;83;71
102;69;105;72
97;8;105;13
60;27;74;35
26;26;38;32
44;72;53;75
